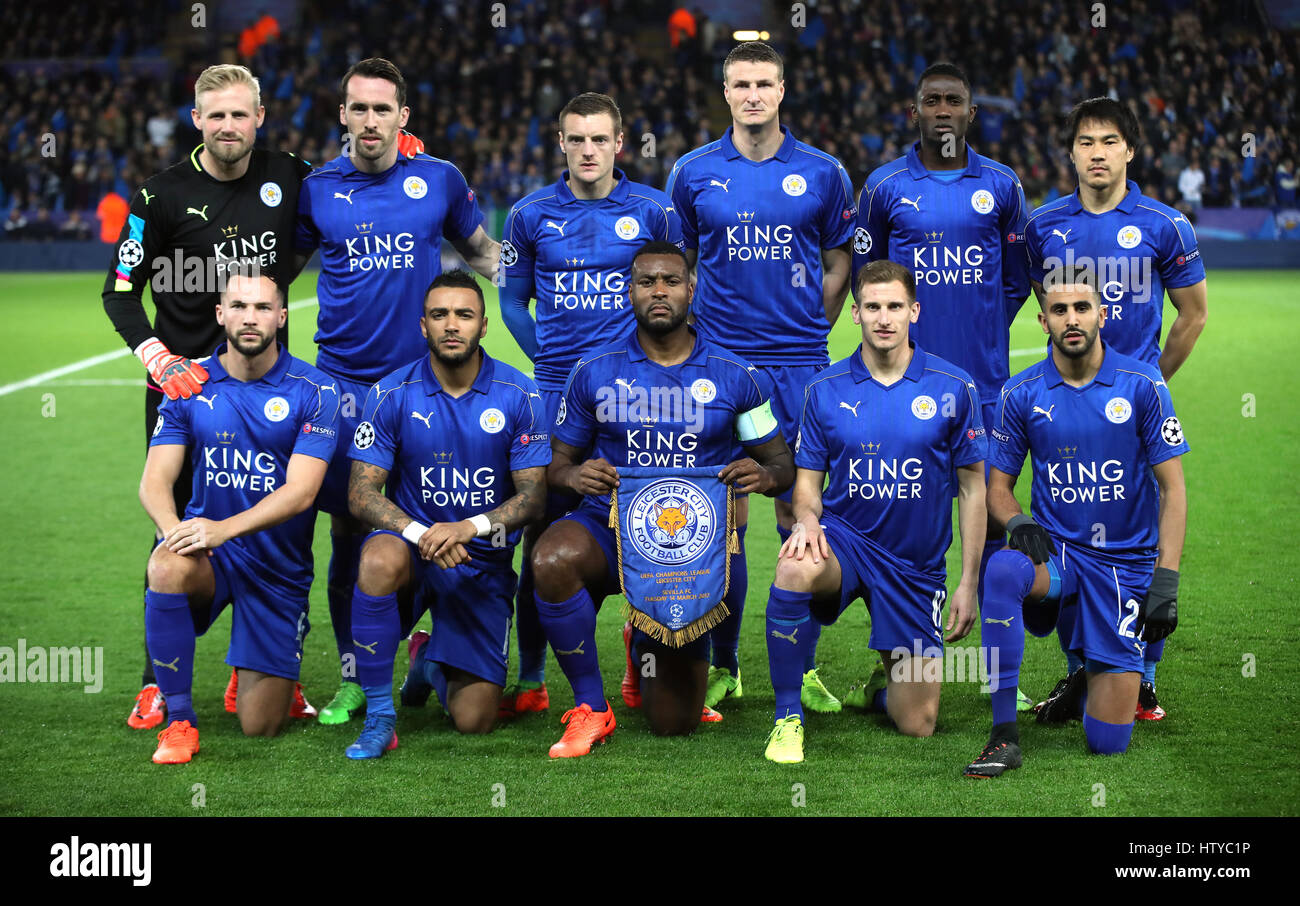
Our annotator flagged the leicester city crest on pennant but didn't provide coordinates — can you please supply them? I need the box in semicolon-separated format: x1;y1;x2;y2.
626;478;716;567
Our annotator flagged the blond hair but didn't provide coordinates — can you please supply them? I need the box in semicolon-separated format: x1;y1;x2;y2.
194;64;261;112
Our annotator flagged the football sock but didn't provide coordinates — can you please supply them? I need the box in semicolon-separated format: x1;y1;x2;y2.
141;554;157;686
515;555;547;685
144;590;196;727
766;585;810;722
328;531;366;683
802;620;823;672
1143;638;1164;687
871;687;888;713
708;525;747;675
982;549;1033;727
414;638;448;710
976;532;1006;612
991;720;1019;745
351;589;400;718
535;587;605;711
1084;712;1134;755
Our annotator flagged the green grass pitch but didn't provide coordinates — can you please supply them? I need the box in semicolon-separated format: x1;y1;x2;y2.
0;269;1296;816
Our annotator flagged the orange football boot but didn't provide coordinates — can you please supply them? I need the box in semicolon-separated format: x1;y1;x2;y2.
290;682;317;718
152;720;200;764
224;668;238;713
621;621;641;708
128;683;166;729
548;702;616;758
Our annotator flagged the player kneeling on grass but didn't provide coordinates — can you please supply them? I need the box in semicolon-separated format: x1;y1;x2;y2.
764;260;985;764
139;273;339;764
341;271;549;758
531;241;793;756
966;267;1186;777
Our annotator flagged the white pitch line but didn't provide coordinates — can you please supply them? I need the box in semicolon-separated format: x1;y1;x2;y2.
0;296;319;398
1009;345;1046;357
39;379;146;387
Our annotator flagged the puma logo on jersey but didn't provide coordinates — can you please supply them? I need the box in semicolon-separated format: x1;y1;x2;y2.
545;220;567;236
196;394;218;410
555;640;585;656
1051;228;1072;243
141;188;154;204
353;639;378;655
321;383;337;394
710;178;732;192
152;657;179;672
899;195;921;211
410;411;434;428
614;378;637;391
984;616;1015;627
186;205;209;221
1033;405;1055;422
770;627;799;645
839;400;861;417
334;189;356;204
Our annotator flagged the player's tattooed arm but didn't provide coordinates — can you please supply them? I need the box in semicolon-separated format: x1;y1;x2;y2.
451;226;502;284
821;242;853;326
550;439;619;497
724;433;794;497
347;460;413;533
480;466;547;535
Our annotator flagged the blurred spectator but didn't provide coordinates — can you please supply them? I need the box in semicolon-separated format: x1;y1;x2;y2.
1179;156;1206;211
4;207;27;239
96;190;127;243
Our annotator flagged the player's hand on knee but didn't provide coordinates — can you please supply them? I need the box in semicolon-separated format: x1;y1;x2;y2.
946;583;977;642
782;519;827;563
1006;514;1053;564
1137;567;1179;642
420;521;475;562
166;517;227;555
718;458;772;495
573;458;619;495
137;338;209;400
434;542;471;570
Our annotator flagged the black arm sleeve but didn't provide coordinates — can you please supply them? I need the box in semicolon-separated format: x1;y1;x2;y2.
102;186;163;352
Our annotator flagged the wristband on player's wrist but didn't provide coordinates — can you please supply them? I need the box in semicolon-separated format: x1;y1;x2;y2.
1006;513;1036;533
401;521;429;545
468;514;493;537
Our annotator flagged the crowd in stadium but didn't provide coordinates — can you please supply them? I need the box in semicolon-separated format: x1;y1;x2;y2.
1;0;1296;240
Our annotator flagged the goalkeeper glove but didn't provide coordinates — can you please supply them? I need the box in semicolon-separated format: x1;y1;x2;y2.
136;338;209;400
396;130;425;158
1006;513;1053;564
1137;567;1179;642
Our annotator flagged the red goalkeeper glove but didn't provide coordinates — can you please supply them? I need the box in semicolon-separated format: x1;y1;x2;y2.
136;337;209;400
396;129;425;158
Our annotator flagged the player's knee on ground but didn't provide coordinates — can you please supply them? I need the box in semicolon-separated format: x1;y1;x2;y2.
445;672;501;735
235;671;293;737
773;552;826;594
885;656;941;737
356;533;409;596
892;700;938;737
642;642;707;736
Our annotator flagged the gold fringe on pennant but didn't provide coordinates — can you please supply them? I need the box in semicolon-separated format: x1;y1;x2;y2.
623;599;731;647
612;478;738;649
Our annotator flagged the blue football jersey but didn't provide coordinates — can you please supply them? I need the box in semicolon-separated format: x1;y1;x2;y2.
296;153;485;384
795;344;986;576
501;169;682;391
665;126;857;366
1025;181;1205;366
989;344;1189;559
855;143;1030;401
349;350;550;565
555;330;781;510
150;344;341;591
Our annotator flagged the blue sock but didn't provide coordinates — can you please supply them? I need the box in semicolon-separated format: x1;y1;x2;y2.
1084;712;1134;755
802;621;823;672
145;589;197;727
328;532;365;683
515;555;546;685
982;550;1033;727
766;585;810;722
1143;638;1164;687
535;588;605;710
351;588;400;718
709;525;747;674
871;687;888;713
416;640;449;709
976;533;1005;613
